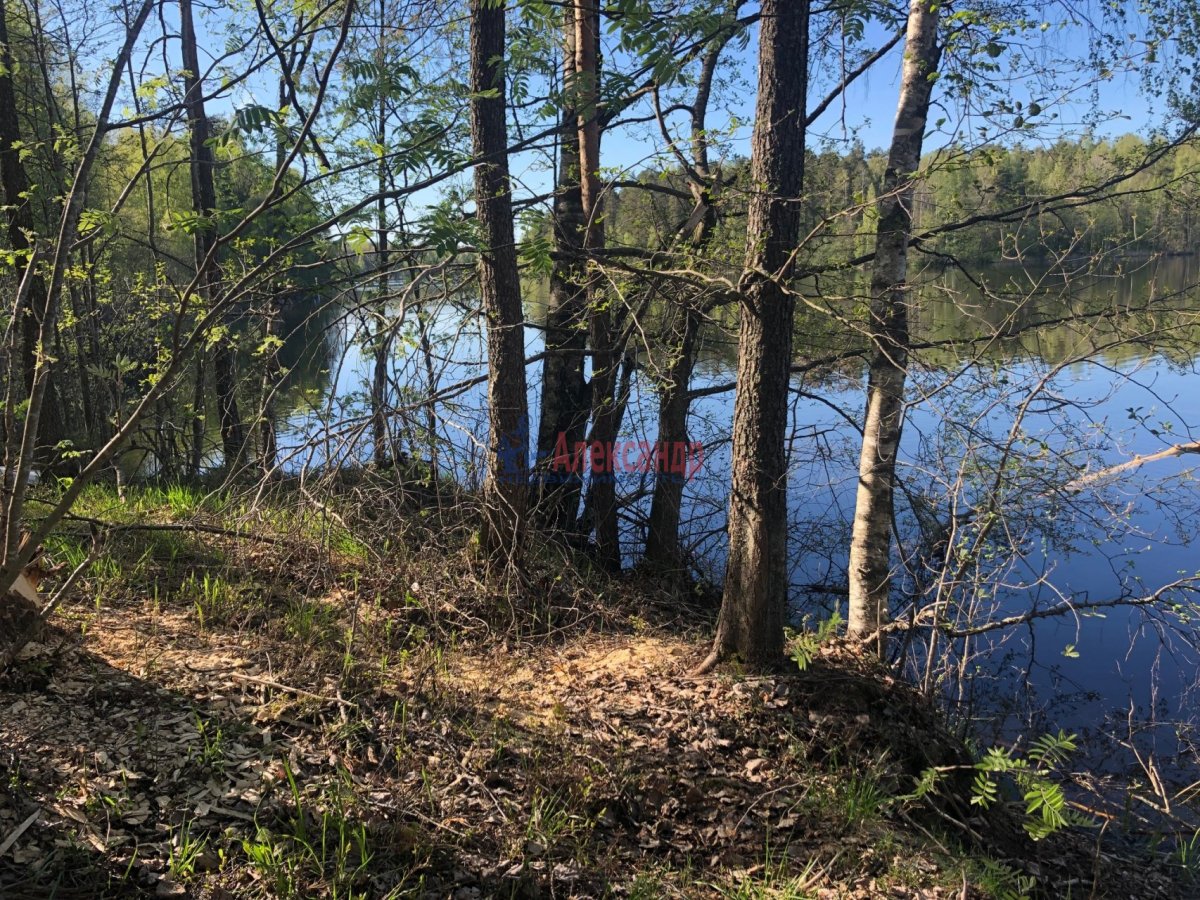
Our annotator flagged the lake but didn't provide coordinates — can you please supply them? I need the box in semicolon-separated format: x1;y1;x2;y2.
274;254;1200;783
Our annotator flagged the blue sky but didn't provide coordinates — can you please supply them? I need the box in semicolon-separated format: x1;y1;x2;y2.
580;7;1170;196
127;0;1180;227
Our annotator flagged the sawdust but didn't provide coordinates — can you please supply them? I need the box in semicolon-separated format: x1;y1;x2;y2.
444;635;693;727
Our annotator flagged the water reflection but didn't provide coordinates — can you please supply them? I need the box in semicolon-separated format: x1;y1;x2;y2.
281;255;1200;776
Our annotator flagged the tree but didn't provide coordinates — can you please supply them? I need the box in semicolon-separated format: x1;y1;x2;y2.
574;0;626;570
0;0;156;647
0;0;63;463
534;3;589;533
846;0;942;650
470;0;529;562
180;0;245;471
370;0;395;470
697;0;809;669
644;13;738;572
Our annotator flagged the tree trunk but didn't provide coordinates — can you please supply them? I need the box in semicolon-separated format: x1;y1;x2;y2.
847;0;941;650
644;298;701;570
700;0;808;670
212;343;243;469
371;332;391;467
258;296;281;476
259;75;291;478
419;310;440;481
190;356;206;477
534;4;589;533
644;30;727;573
573;0;623;568
470;0;529;563
0;0;63;463
584;310;622;568
180;0;244;471
371;1;393;470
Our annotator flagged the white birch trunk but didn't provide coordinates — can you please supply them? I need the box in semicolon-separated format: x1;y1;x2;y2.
847;0;941;649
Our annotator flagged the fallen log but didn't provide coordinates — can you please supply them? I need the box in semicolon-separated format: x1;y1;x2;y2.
1062;440;1200;493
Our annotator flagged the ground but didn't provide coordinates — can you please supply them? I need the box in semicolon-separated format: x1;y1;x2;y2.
0;482;1189;898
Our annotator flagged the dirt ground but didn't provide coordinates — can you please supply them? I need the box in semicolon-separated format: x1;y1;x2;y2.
0;533;1187;898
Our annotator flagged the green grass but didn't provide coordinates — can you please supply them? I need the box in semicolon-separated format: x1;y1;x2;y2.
838;771;888;826
284;597;342;644
191;714;228;774
714;844;819;899
12;477;1159;900
168;818;212;879
241;763;382;900
182;571;245;629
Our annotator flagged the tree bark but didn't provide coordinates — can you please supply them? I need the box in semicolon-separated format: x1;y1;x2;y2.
371;0;394;470
258;74;292;478
700;0;808;670
644;297;701;571
470;0;529;562
180;0;245;471
258;295;281;475
534;4;589;533
846;0;941;650
644;28;728;573
0;0;63;462
573;0;624;568
190;356;206;477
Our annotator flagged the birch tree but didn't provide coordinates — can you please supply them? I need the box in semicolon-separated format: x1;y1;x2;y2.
846;0;941;649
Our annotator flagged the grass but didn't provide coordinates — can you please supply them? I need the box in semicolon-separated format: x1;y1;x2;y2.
240;764;383;900
2;478;1185;900
284;597;342;644
183;571;247;630
838;770;889;826
714;844;819;899
168;818;212;879
192;713;228;774
520;785;600;863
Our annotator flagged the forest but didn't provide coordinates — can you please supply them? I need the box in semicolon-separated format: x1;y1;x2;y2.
1;0;1200;896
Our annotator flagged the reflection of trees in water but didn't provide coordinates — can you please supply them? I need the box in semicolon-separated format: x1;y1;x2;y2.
911;256;1200;369
274;283;494;477
683;260;1200;403
282;263;1200;465
275;296;341;410
124;296;342;478
657;259;1200;639
275;261;1200;486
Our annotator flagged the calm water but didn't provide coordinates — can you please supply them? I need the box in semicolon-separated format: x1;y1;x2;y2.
276;255;1200;776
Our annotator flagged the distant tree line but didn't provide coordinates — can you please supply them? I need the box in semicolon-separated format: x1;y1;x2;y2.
601;134;1200;275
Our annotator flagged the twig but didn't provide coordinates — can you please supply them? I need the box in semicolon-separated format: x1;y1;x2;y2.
53;511;292;547
0;808;40;856
231;672;357;708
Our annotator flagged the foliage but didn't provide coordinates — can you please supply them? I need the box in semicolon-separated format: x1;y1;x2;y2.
907;731;1091;841
785;610;843;671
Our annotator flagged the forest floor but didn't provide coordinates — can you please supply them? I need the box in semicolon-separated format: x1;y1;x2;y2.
0;480;1191;899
